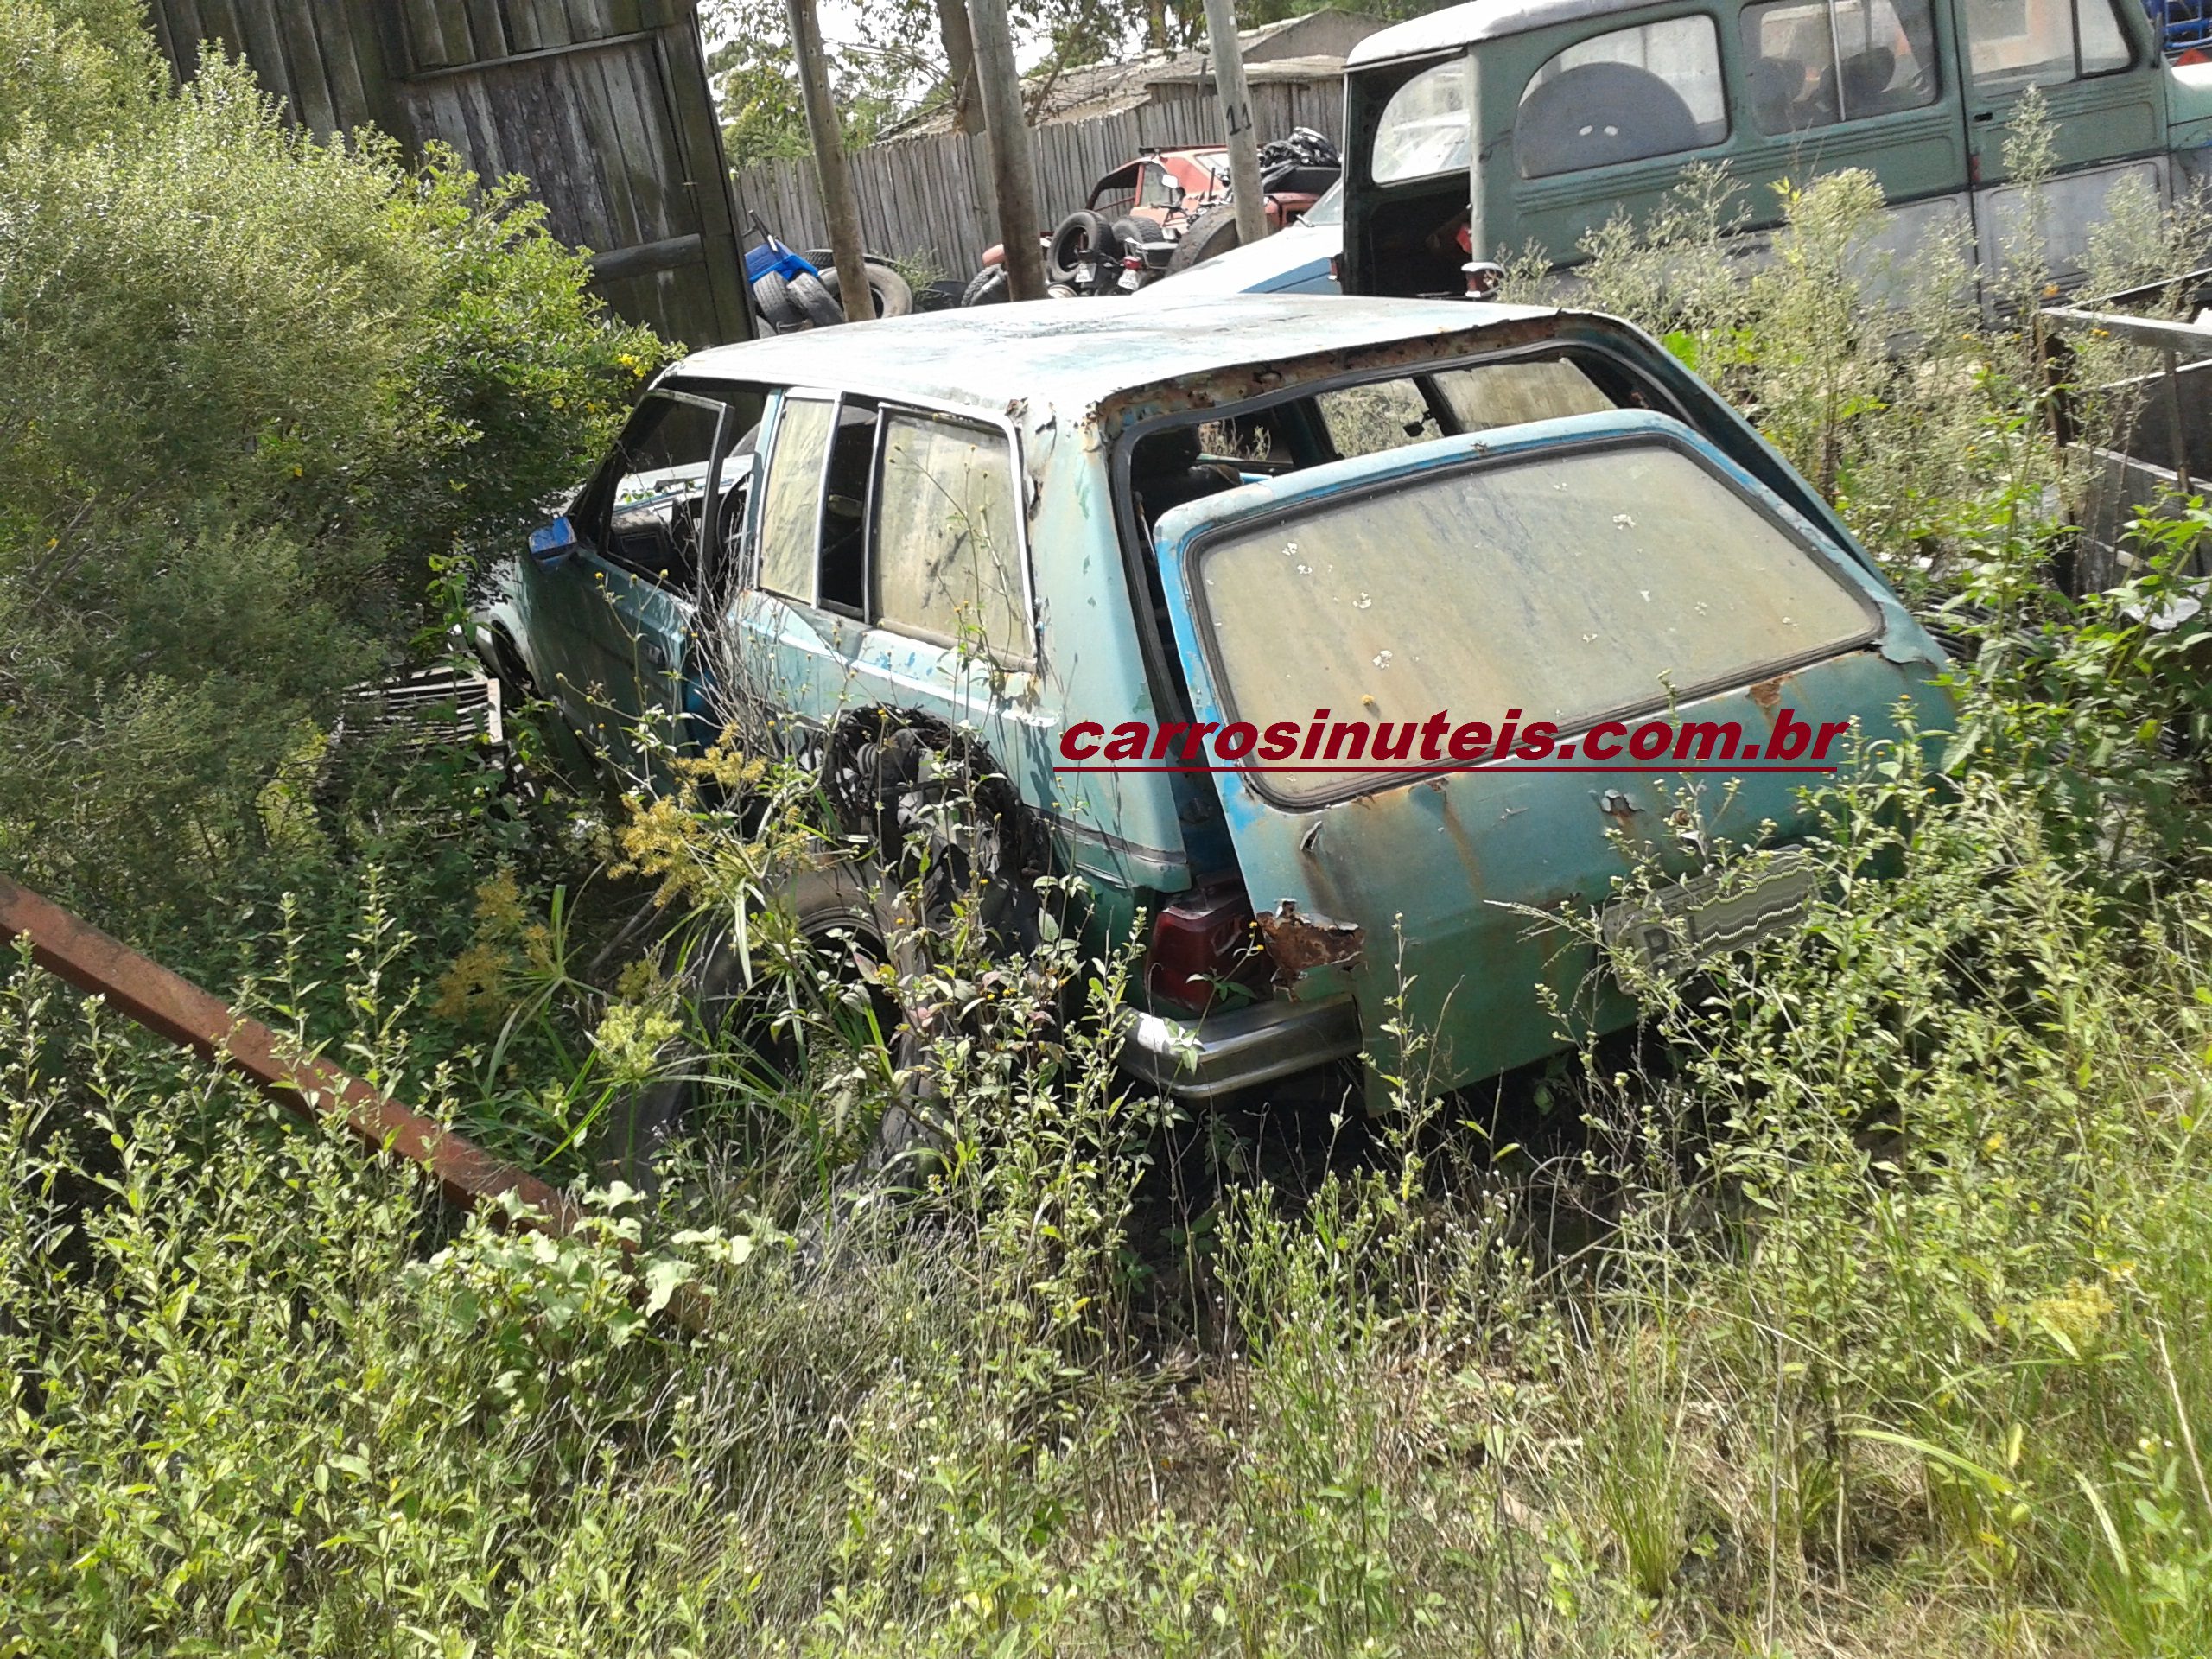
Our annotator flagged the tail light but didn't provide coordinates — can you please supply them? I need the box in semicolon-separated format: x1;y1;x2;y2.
1147;885;1264;1013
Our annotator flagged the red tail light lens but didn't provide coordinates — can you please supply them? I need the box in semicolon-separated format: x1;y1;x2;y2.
1147;886;1262;1013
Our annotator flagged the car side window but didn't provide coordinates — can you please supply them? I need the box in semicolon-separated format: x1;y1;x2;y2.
596;392;722;591
1962;0;2131;92
1139;161;1177;209
707;390;769;594
756;396;836;603
872;411;1029;662
1516;16;1728;178
818;400;880;617
1741;0;1941;132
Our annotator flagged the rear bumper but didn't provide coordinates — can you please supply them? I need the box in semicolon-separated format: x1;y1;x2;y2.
1119;992;1363;1102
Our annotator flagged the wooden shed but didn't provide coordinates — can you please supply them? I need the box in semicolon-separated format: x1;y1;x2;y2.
146;0;755;348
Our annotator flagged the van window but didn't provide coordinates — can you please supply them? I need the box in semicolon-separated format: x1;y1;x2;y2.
1741;0;1942;131
757;397;836;602
1516;17;1727;178
1184;439;1875;805
1371;58;1471;184
1963;0;2131;91
873;412;1028;661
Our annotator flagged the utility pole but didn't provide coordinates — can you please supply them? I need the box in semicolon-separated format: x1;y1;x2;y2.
967;0;1047;300
1198;0;1267;246
785;0;874;321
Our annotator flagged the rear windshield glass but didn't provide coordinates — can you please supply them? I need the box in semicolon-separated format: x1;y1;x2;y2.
1187;440;1876;804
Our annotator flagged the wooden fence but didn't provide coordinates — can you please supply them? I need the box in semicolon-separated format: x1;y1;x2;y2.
729;81;1346;281
148;0;754;346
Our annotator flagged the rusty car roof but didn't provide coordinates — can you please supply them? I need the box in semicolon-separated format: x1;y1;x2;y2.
672;293;1556;414
1346;0;1677;66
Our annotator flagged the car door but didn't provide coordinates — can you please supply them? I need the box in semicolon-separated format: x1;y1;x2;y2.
1149;410;1951;1092
1954;0;2168;279
531;387;735;778
725;390;1042;785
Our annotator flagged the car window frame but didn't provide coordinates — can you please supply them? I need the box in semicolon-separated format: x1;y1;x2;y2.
752;387;843;606
1737;0;1946;133
868;405;1037;669
1108;341;1700;739
1514;11;1733;181
744;384;1039;671
1962;0;2135;92
574;386;730;591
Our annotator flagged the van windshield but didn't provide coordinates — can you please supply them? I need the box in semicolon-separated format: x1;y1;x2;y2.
1181;438;1877;804
1371;57;1471;183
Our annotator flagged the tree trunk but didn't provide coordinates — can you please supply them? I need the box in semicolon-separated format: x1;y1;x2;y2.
935;0;981;135
785;0;874;322
967;0;1047;300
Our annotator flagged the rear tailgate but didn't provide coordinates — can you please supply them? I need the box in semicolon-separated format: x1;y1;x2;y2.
1149;410;1950;1091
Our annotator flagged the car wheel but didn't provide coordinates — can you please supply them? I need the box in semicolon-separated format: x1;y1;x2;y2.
789;270;845;327
752;270;804;329
1046;209;1118;284
822;260;916;319
593;861;922;1192
1166;202;1243;273
961;265;1008;306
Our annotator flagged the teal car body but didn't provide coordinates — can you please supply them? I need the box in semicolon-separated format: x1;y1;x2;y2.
478;294;1948;1103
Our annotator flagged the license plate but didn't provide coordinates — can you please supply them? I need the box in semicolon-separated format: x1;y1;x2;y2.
1600;854;1819;987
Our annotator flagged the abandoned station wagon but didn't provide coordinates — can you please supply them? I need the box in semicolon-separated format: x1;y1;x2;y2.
477;295;1949;1110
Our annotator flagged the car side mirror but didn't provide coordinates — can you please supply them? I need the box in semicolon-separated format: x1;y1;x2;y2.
528;516;576;570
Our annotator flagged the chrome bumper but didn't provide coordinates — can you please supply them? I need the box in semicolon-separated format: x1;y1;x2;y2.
1118;993;1363;1102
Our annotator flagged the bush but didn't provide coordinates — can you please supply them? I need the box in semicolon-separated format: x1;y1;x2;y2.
0;5;667;940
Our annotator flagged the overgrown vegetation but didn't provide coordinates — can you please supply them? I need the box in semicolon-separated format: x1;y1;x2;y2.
10;8;2212;1654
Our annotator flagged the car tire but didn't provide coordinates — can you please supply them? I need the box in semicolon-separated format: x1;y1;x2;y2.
961;265;1008;306
593;861;915;1192
1166;203;1244;273
1047;209;1118;283
790;270;845;327
821;260;916;319
752;270;804;329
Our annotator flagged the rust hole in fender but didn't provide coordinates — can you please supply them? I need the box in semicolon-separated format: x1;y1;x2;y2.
1255;899;1365;984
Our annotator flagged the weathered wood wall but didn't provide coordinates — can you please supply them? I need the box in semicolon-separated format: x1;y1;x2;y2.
146;0;753;347
729;80;1346;280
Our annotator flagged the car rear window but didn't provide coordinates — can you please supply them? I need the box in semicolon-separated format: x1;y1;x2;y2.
1185;439;1877;804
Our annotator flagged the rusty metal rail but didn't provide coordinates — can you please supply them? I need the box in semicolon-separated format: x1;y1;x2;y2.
0;877;582;1236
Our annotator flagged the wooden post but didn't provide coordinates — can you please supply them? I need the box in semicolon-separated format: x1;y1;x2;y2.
1198;0;1267;246
968;0;1047;300
785;0;874;321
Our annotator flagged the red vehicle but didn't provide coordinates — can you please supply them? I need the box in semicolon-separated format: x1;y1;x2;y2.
964;137;1338;303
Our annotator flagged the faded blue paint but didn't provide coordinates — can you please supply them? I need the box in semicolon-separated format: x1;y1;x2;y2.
1150;410;1952;1094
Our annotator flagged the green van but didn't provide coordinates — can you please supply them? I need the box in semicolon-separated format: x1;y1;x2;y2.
1337;0;2212;297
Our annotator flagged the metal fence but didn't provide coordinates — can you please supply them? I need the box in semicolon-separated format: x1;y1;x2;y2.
729;80;1346;281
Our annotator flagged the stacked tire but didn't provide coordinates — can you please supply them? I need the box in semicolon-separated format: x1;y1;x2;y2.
753;258;914;331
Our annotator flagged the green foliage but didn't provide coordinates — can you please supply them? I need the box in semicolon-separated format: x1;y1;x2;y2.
0;4;667;941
